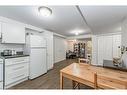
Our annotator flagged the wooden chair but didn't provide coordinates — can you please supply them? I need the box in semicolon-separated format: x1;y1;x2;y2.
95;74;127;89
72;58;88;89
72;59;94;89
78;58;90;64
72;72;97;89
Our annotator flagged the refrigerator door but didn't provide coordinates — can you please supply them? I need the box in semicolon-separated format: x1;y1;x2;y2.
29;48;47;79
30;35;46;48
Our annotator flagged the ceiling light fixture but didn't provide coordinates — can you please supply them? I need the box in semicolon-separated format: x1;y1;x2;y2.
75;32;79;35
38;6;52;17
70;29;84;36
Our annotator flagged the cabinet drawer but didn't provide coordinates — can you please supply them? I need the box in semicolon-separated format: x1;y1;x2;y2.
5;57;29;66
0;82;3;89
5;63;28;75
5;68;28;86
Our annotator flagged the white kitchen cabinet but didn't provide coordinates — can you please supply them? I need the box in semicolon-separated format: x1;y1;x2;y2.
4;57;29;88
1;22;25;44
0;82;3;89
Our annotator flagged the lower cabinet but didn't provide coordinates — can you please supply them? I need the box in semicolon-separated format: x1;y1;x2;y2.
0;82;3;89
4;57;29;88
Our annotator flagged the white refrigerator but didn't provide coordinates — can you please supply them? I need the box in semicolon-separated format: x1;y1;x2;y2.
25;34;47;79
0;59;3;89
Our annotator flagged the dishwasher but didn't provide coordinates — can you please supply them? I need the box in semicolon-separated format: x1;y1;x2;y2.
0;58;3;89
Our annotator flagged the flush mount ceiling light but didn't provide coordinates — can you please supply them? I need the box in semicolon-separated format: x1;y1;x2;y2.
38;6;52;17
70;29;84;36
75;32;79;35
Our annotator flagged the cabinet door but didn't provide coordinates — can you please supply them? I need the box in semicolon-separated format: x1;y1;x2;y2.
92;35;98;65
113;34;121;58
0;82;3;89
44;32;53;70
103;35;113;60
98;35;113;66
2;22;25;44
43;31;54;70
30;35;46;47
98;36;104;66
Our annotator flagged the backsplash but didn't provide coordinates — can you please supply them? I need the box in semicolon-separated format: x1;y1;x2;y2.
0;43;24;53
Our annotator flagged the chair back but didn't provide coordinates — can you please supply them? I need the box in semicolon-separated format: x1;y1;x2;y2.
78;58;89;64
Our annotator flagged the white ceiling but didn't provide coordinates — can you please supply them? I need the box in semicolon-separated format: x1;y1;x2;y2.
79;6;127;33
0;6;90;36
0;6;127;36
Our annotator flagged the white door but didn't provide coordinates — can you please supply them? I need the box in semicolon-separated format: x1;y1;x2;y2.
43;31;54;70
0;22;1;38
113;34;121;58
46;34;53;70
98;36;104;66
30;35;46;47
29;48;47;79
103;35;113;60
2;22;25;44
92;35;98;65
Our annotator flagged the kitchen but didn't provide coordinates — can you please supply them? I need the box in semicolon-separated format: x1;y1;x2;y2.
0;15;55;89
0;6;127;90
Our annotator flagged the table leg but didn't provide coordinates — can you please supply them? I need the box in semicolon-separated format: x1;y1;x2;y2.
72;80;75;89
94;73;97;89
78;83;80;89
72;80;80;89
60;72;63;89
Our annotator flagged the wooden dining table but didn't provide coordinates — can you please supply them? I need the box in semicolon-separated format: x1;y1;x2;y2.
60;63;127;89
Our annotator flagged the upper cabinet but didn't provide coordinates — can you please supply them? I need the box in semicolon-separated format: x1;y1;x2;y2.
1;22;25;44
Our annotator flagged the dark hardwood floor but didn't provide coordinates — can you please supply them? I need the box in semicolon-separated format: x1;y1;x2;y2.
10;59;92;89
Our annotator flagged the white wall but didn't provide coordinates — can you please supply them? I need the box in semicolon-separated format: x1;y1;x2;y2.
120;18;127;68
54;35;67;63
121;18;127;47
67;40;76;52
67;34;91;40
0;39;24;53
93;23;122;35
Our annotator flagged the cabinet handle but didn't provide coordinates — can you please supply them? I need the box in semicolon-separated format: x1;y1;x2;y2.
12;74;25;79
13;66;25;70
14;60;26;64
14;60;25;62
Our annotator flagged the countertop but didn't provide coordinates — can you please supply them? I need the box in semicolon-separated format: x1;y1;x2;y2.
0;54;29;59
